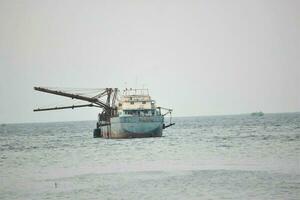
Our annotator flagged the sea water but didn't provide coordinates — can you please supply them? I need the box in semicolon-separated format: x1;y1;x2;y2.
0;113;299;199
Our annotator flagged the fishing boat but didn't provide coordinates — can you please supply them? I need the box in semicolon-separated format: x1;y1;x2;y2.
34;87;174;139
251;111;264;117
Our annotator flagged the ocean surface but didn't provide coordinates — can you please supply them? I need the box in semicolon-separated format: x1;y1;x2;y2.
0;113;299;200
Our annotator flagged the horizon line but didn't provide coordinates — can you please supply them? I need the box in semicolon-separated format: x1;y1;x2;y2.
1;111;299;125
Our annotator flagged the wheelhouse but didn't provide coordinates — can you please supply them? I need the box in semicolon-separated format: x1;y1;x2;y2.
117;88;160;117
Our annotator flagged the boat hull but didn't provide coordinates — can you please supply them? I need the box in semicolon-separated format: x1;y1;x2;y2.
101;115;164;139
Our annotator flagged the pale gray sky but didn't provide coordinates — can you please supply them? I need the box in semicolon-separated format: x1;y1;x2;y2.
0;0;299;123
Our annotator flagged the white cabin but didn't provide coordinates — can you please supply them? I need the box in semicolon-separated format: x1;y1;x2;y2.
117;89;159;116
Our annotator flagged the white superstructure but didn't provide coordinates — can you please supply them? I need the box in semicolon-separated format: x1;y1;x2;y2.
117;89;157;116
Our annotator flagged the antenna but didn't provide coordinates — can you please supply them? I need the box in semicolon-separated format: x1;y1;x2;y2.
135;76;138;89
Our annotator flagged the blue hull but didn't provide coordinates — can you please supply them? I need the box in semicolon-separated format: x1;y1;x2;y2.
101;115;164;139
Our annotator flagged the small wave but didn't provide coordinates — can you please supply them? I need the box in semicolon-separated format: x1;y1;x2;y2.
217;144;232;148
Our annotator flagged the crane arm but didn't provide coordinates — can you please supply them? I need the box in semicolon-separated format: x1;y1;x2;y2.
34;87;111;110
33;104;99;112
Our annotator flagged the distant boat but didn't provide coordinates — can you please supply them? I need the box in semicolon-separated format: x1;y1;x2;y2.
251;111;264;117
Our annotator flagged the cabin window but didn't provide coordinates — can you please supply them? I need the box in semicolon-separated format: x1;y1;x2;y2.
130;102;134;105
142;101;146;104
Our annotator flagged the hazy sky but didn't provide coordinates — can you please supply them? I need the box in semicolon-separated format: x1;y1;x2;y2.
0;0;299;123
